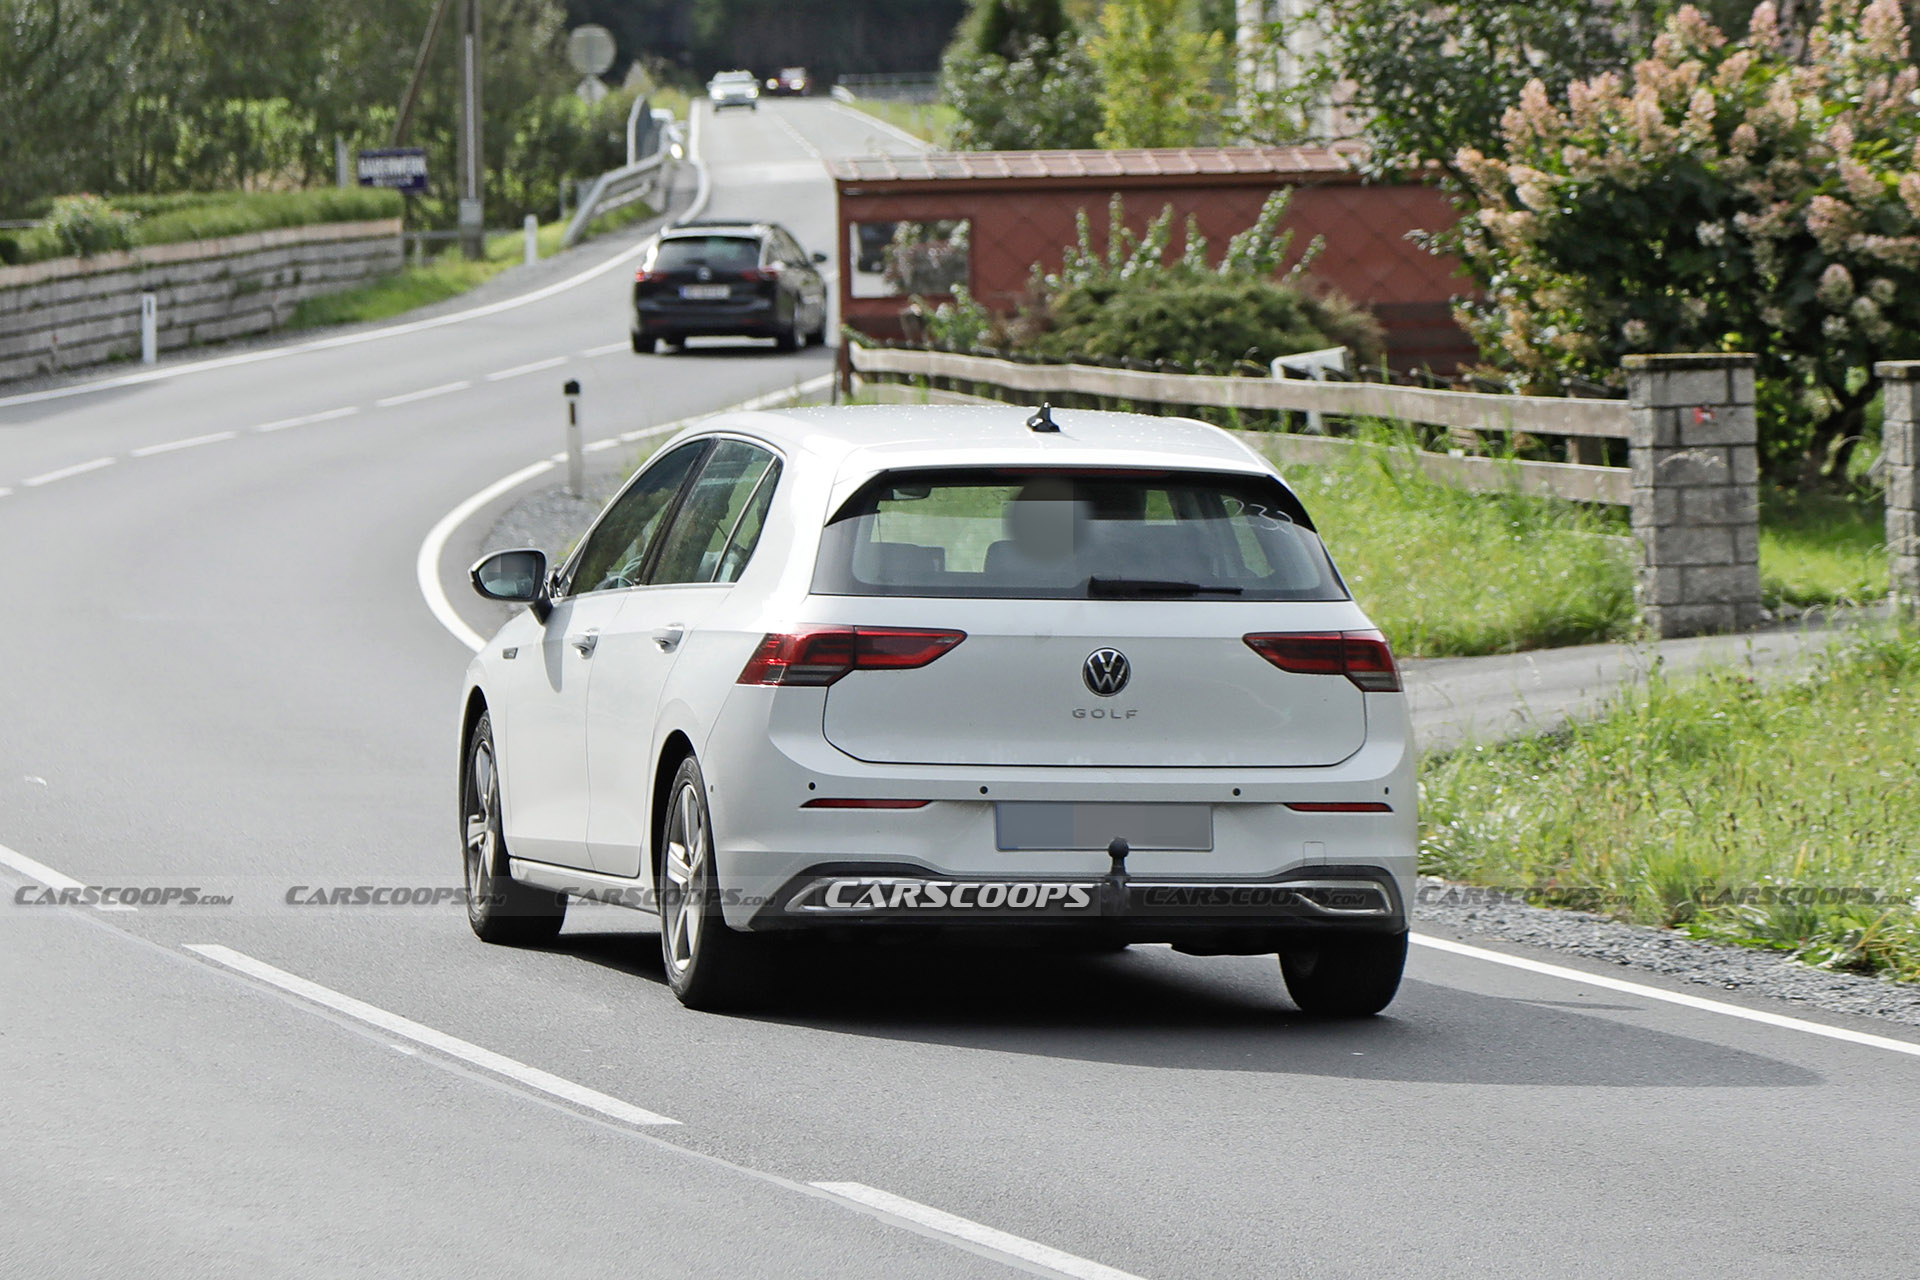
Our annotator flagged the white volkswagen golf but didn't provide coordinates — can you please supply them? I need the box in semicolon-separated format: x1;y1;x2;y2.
461;404;1416;1014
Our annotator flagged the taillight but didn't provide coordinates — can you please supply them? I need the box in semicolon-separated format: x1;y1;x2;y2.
1244;629;1402;692
737;626;966;687
738;265;780;282
635;268;660;283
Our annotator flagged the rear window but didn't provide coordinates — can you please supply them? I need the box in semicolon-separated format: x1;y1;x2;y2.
813;467;1347;601
654;236;761;273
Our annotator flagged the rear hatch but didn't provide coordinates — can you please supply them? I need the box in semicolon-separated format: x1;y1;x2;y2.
637;233;771;308
807;466;1384;768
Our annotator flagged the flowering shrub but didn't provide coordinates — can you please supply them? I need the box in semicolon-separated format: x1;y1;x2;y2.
1455;1;1920;484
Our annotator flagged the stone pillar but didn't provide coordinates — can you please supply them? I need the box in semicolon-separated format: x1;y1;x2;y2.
1624;354;1763;638
1875;361;1920;612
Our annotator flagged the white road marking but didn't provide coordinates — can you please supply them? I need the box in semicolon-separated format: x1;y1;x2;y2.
581;342;631;358
376;380;472;408
130;431;236;457
583;438;620;453
22;457;115;487
0;239;658;410
255;406;358;433
415;458;560;651
184;944;681;1126
826;101;938;153
1413;933;1920;1059
765;108;826;163
0;841;136;911
416;375;832;652
485;357;570;382
811;1183;1146;1280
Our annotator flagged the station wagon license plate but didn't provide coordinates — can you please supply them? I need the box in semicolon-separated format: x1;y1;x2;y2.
995;802;1212;852
680;283;730;300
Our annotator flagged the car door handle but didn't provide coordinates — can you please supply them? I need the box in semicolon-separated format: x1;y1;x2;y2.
652;624;685;652
569;631;599;657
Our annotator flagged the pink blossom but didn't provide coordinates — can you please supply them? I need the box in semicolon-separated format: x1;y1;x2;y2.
1897;171;1920;220
1729;122;1760;155
1817;263;1855;310
1806;195;1860;253
1748;2;1781;53
1862;0;1910;62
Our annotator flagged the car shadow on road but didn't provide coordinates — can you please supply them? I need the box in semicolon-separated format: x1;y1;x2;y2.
549;929;1822;1089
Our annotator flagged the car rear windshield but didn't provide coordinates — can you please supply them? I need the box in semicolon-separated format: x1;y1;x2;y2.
653;236;761;273
813;467;1348;601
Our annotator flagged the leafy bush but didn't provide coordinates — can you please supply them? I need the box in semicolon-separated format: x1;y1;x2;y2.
1033;275;1380;372
914;191;1383;372
1453;1;1920;487
42;194;139;256
943;34;1102;150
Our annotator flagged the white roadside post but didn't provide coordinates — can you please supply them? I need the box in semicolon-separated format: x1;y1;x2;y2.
139;294;158;365
563;379;584;497
524;214;538;265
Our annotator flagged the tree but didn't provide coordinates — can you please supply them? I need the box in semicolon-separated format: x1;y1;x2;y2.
1453;1;1920;486
942;0;1101;149
1088;0;1226;148
1313;0;1660;180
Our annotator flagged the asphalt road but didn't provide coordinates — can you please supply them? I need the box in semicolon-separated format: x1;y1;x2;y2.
2;99;1917;1280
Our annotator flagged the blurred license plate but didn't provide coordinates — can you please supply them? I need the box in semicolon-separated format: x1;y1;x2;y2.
995;803;1212;852
680;284;729;300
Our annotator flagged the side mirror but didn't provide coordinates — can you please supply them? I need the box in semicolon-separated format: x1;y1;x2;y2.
470;548;552;621
811;251;828;264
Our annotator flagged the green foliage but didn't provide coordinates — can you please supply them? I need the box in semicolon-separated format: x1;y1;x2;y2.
952;0;1075;59
1312;0;1657;178
1453;1;1920;486
1088;0;1227;148
1420;626;1920;981
7;190;403;266
41;194;139;257
940;21;1105;148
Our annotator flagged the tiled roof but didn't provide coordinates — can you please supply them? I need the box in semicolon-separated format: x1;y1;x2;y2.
828;147;1356;185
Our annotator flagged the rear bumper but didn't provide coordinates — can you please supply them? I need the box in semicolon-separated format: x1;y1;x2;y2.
635;295;781;337
700;685;1418;931
749;863;1404;950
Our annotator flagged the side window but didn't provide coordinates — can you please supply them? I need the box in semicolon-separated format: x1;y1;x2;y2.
565;442;707;596
714;458;780;584
648;441;779;585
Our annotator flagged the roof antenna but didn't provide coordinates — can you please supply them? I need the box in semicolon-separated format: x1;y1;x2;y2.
1026;402;1060;434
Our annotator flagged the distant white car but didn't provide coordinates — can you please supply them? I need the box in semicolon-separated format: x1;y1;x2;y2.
461;406;1417;1014
707;69;759;111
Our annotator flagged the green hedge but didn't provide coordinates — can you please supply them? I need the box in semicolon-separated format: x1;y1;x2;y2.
0;188;404;268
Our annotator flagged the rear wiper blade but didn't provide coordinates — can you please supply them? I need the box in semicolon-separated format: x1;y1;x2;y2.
1087;577;1244;598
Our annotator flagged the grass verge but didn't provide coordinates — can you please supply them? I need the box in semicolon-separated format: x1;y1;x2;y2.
1759;485;1888;608
1420;626;1920;981
286;199;656;331
1284;437;1637;657
835;97;957;145
3;189;403;265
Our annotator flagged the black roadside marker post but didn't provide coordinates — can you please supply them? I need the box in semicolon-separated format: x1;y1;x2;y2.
563;379;584;497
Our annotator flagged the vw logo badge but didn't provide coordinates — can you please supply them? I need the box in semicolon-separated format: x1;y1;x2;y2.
1083;648;1131;697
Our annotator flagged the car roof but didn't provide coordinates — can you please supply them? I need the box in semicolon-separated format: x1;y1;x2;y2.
684;404;1276;482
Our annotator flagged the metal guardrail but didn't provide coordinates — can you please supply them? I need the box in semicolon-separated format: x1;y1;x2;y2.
833;73;940;103
562;108;680;250
848;343;1635;506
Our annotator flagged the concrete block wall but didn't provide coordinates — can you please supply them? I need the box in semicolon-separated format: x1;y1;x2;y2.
1624;353;1764;637
1875;361;1920;611
0;219;403;383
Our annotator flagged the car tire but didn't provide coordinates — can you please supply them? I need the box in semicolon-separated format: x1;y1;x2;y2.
774;320;799;353
632;331;656;354
1279;931;1406;1016
804;313;827;347
658;755;762;1010
462;712;566;946
663;335;687;352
